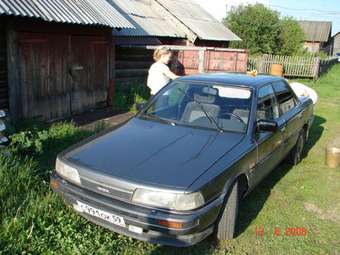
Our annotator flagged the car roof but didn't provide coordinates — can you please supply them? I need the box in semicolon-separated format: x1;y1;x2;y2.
177;72;283;88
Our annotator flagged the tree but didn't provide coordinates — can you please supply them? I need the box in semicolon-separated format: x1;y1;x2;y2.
224;4;280;55
224;4;304;55
277;17;304;55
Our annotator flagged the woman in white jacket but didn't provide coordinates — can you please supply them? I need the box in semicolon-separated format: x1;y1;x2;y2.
147;46;179;96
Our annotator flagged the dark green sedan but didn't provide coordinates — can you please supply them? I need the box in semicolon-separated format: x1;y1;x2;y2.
50;73;314;247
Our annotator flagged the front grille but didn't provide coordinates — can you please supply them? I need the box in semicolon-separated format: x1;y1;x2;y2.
80;177;133;201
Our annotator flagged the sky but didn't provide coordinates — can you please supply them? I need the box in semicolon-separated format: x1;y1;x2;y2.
195;0;340;35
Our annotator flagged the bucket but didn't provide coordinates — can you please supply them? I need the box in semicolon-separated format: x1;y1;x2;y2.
271;64;284;77
326;138;340;168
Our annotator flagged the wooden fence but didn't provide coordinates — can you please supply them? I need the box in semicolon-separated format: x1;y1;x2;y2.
248;54;338;79
319;57;339;76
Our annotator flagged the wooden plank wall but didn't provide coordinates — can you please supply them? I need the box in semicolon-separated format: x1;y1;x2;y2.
204;49;248;73
0;19;8;109
17;33;110;120
115;45;248;90
6;18;113;120
332;34;340;56
115;46;153;89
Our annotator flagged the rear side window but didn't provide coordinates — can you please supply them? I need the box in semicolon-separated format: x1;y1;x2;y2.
257;85;279;121
273;81;296;115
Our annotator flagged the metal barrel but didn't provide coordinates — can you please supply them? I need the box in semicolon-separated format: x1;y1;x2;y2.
326;139;340;168
271;64;284;77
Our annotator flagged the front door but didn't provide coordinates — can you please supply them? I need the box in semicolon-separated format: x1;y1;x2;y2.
253;84;284;186
272;80;301;156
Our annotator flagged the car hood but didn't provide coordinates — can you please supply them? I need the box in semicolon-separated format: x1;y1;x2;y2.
65;118;244;189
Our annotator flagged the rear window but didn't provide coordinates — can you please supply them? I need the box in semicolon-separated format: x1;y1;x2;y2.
272;81;296;115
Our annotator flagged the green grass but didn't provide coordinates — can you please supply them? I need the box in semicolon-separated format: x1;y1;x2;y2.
1;65;340;254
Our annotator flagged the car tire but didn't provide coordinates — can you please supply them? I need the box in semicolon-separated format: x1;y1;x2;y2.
216;181;239;241
287;130;305;165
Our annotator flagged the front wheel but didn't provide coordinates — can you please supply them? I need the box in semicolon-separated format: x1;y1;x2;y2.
216;181;239;241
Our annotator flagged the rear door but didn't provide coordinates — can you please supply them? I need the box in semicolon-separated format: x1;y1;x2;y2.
253;84;284;186
272;81;302;156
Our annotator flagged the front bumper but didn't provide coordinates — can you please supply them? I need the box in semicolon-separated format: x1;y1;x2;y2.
50;172;224;247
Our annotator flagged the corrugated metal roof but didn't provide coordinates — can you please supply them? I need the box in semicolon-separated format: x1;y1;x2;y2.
298;21;332;42
156;0;241;41
333;32;340;38
111;0;186;38
0;0;134;29
116;36;161;45
111;0;240;42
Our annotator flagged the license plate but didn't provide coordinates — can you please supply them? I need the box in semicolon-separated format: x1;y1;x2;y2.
76;201;126;227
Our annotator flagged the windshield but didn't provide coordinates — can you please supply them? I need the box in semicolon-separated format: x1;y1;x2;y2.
140;81;253;133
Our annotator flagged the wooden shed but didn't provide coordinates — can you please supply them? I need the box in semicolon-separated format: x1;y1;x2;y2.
0;0;133;120
298;21;332;54
328;32;340;56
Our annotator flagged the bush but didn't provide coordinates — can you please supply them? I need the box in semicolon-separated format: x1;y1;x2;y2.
112;85;150;112
277;17;304;55
9;130;49;155
224;4;304;55
8;122;91;158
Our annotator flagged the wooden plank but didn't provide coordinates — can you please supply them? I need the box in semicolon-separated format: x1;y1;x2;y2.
0;19;8;110
115;69;149;78
6;21;21;117
198;49;205;73
116;60;153;69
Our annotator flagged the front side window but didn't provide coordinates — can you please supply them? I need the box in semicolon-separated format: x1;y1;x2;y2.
140;81;253;133
273;81;297;115
257;85;279;121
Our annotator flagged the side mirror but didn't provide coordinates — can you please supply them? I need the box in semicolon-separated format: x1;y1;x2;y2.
136;103;147;112
256;119;278;133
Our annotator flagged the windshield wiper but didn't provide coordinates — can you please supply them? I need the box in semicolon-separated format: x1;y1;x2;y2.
177;88;224;133
141;113;176;126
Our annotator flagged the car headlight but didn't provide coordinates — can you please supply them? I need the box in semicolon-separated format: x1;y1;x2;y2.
0;110;6;118
0;120;6;132
0;135;8;144
132;189;204;211
55;158;81;185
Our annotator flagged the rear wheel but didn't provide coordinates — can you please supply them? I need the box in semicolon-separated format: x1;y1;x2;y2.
287;130;305;165
216;181;239;241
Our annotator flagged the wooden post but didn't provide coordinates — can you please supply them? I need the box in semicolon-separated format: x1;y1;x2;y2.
107;31;115;106
198;49;205;73
6;19;22;120
260;54;268;74
313;57;320;80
